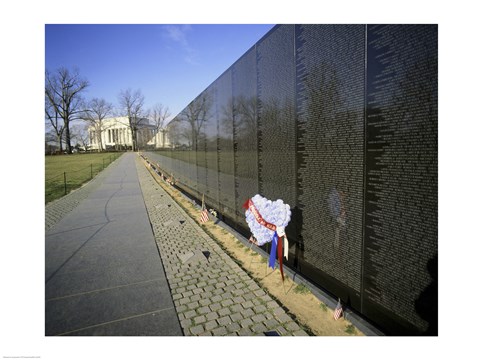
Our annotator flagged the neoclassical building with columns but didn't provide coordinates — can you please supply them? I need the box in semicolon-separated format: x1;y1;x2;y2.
88;117;170;151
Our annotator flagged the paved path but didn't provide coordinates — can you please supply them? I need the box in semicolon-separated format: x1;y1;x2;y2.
45;152;308;336
45;152;182;335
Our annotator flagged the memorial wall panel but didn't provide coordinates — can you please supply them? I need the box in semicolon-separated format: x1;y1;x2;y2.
187;119;198;194
164;152;173;174
364;24;437;334
194;89;211;201
232;47;259;226
172;117;196;194
216;70;236;217
295;25;365;296
256;25;297;214
179;129;194;193
203;85;220;209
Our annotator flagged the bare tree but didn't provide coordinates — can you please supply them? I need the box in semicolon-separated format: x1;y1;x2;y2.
45;126;60;154
180;93;211;151
166;120;184;149
235;95;257;140
45;67;89;153
150;103;171;148
70;123;90;152
82;98;113;152
45;97;64;153
118;89;147;151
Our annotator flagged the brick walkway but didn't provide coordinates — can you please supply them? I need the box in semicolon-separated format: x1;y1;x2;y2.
136;156;309;336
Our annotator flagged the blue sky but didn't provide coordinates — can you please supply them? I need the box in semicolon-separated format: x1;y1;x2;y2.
45;24;274;121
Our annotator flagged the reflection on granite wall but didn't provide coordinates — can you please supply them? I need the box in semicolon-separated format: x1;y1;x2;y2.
146;24;437;335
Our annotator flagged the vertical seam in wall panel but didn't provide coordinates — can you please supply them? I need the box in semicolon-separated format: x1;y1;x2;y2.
360;23;368;314
216;84;221;209
290;24;302;272
255;43;260;195
231;69;238;225
293;25;298;210
256;43;261;195
195;99;199;199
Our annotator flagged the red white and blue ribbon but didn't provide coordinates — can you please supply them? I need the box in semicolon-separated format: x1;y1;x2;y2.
243;198;286;281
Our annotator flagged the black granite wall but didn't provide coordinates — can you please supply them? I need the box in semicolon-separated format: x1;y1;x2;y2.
147;24;438;335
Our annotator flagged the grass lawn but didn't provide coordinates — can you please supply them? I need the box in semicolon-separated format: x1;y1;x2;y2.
45;152;123;204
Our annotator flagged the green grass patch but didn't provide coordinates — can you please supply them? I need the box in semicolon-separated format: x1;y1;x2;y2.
345;324;356;335
45;152;123;204
235;241;243;248
319;303;328;312
292;283;311;295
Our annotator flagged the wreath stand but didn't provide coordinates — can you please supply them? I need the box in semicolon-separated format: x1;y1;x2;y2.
248;239;288;294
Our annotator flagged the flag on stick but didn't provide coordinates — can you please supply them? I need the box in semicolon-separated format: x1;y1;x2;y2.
333;298;343;320
200;194;209;223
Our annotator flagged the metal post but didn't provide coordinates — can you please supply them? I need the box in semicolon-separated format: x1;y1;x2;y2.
64;172;67;195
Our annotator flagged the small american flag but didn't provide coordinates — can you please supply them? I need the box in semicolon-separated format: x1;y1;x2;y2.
199;194;209;223
333;298;343;320
200;209;209;223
